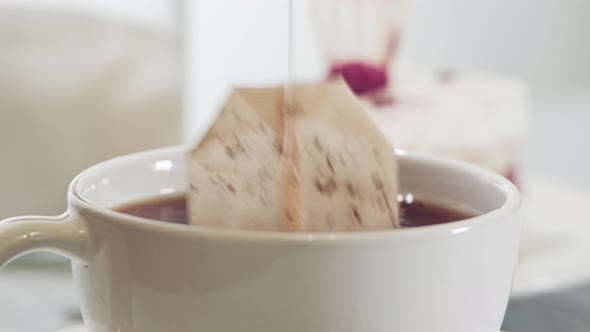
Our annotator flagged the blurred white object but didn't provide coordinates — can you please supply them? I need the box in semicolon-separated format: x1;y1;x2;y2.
0;2;181;218
512;173;590;298
310;0;408;65
309;0;408;100
399;0;590;91
370;65;528;181
0;0;175;28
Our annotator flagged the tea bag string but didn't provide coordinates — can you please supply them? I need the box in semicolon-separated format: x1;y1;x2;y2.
281;0;306;231
287;0;294;96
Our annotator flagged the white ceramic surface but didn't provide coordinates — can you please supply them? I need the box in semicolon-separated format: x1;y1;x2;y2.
512;174;590;298
1;147;521;332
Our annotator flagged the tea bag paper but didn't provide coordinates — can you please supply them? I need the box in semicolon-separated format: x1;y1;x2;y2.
187;80;399;231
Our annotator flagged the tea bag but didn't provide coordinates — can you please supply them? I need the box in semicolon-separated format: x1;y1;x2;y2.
187;80;399;232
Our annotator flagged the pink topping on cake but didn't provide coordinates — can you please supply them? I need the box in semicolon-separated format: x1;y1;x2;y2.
329;62;388;96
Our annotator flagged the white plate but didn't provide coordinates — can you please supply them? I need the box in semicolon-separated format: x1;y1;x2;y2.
512;173;590;298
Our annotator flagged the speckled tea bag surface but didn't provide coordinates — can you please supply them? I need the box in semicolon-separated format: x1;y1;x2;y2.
187;80;399;231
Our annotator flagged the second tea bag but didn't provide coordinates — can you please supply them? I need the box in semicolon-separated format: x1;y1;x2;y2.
187;80;399;232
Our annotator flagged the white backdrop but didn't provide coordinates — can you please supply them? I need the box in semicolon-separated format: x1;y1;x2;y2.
183;0;589;143
399;0;590;91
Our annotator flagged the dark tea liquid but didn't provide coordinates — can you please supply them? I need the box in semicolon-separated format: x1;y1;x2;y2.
117;194;476;228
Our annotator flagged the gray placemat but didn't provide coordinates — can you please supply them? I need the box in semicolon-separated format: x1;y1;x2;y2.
503;283;590;332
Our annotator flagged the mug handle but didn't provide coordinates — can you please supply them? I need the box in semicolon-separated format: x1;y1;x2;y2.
0;212;87;268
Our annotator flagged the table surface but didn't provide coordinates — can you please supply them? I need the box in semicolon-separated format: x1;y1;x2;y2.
1;91;589;332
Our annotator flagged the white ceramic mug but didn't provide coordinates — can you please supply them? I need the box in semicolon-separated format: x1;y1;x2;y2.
0;146;521;332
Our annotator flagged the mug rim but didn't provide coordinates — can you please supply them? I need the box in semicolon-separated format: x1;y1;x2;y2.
69;146;521;244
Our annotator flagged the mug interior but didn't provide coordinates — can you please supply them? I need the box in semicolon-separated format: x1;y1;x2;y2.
73;147;515;229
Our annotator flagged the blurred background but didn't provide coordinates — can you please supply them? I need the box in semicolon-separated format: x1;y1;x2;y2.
0;0;588;331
